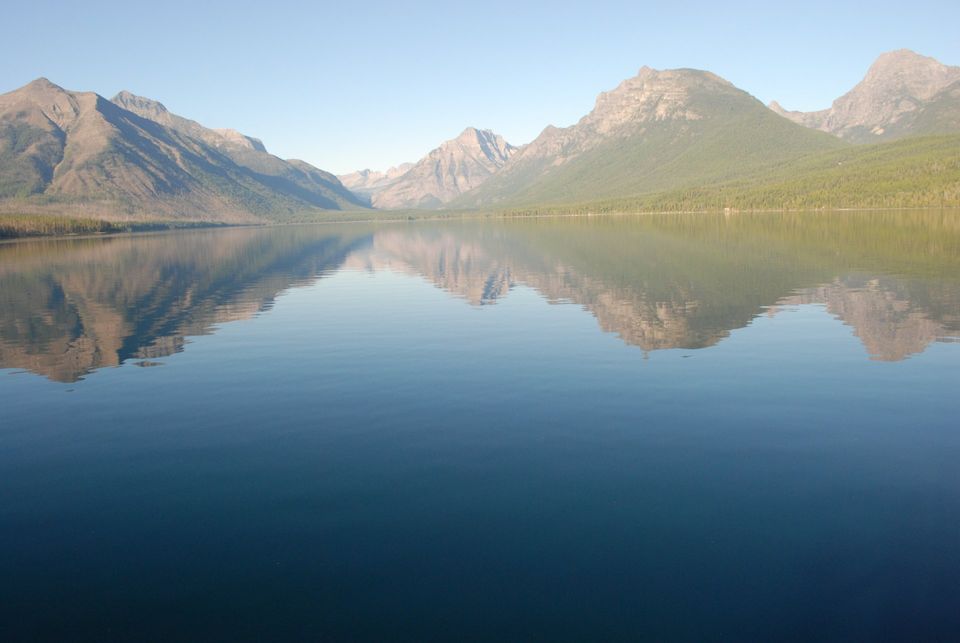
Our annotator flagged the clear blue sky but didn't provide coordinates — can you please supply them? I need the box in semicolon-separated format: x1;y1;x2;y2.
2;1;957;174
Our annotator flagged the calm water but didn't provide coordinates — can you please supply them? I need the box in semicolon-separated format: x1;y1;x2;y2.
1;212;959;641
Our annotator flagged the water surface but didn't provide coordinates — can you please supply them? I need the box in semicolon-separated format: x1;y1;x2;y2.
1;212;959;640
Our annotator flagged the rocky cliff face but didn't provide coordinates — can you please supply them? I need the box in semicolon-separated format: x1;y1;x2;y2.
505;67;721;170
345;128;517;209
769;49;960;142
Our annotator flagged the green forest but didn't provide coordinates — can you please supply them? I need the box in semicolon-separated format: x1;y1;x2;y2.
499;135;960;216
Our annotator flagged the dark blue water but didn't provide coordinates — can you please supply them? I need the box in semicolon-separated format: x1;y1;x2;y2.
1;213;959;640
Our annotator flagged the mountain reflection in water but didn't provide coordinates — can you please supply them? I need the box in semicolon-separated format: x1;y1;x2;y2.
1;211;958;382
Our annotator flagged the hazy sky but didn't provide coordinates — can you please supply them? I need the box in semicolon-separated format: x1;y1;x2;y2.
2;1;957;174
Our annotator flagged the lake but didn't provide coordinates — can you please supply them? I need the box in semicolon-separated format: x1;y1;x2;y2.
1;212;959;640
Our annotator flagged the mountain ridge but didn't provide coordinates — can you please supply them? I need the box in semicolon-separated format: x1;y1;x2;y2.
0;78;363;222
112;90;268;153
108;89;363;213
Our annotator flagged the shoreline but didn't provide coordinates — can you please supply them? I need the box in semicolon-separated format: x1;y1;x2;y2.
2;204;958;242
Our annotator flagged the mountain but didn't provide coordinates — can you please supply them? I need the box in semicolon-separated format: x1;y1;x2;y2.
452;67;844;209
0;78;363;222
357;127;517;209
769;49;960;142
338;163;414;204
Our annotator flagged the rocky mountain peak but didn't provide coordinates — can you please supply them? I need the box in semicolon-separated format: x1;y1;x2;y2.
456;126;480;141
770;49;960;141
24;77;65;93
585;67;732;134
1;78;96;131
443;127;515;165
870;48;945;73
860;49;960;101
355;128;517;209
